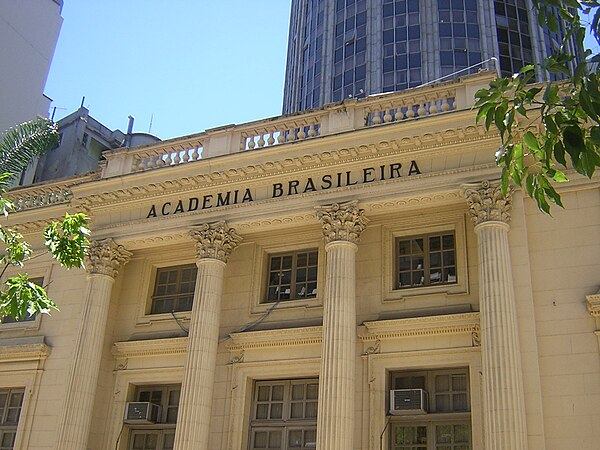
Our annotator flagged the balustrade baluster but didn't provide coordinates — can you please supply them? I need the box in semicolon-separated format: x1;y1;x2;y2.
406;105;415;118
248;137;256;149
417;103;427;116
383;109;392;122
372;112;382;124
277;131;285;144
182;149;190;163
267;133;275;146
308;125;316;137
429;100;439;114
441;98;450;111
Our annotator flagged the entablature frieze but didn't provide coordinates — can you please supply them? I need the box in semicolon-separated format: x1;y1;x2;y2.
227;326;323;352
0;337;51;363
112;337;188;359
359;312;480;342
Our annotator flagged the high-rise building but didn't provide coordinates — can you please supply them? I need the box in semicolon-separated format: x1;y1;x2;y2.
0;0;63;134
283;0;575;114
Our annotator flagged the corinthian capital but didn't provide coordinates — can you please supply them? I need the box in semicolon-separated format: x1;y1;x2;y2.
190;221;242;263
316;201;369;244
462;180;512;226
85;239;132;278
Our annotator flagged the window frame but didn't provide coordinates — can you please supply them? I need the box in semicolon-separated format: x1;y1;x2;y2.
388;368;472;450
0;267;50;331
394;232;457;290
249;235;325;314
126;384;181;450
264;250;319;304
150;264;198;315
249;379;319;450
382;214;469;302
0;388;25;450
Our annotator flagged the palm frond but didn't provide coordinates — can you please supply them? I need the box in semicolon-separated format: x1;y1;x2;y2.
0;118;59;187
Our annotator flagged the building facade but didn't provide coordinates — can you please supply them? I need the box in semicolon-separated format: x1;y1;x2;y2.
25;107;161;185
0;0;63;134
282;0;575;114
2;73;600;450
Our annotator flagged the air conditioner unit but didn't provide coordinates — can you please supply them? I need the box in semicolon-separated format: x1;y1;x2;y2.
124;402;161;424
389;389;428;415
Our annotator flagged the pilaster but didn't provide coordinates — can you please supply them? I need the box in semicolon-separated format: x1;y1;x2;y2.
56;239;131;450
173;221;241;450
315;201;368;450
463;180;528;450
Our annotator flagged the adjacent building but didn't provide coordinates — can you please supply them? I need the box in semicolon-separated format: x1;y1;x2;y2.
282;0;576;114
2;72;599;450
24;107;160;185
0;0;63;134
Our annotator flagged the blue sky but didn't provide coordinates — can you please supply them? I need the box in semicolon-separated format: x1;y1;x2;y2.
45;2;599;141
45;1;292;140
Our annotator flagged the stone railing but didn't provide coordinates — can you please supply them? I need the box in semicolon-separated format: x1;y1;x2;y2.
365;86;455;126
240;113;324;151
101;71;497;178
9;187;72;212
131;139;203;172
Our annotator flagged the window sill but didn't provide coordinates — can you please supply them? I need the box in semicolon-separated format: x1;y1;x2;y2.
389;411;471;422
252;297;322;315
0;316;41;331
385;283;468;302
136;311;191;327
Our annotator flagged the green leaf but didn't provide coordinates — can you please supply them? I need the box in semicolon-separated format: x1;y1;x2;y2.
43;213;90;269
551;169;568;183
523;131;540;152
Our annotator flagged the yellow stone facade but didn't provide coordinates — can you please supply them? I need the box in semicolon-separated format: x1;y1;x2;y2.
2;72;599;450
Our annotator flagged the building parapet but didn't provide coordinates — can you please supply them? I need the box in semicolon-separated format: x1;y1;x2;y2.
101;72;496;178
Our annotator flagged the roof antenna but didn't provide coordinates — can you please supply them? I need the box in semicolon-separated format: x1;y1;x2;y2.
80;96;85;108
148;113;154;134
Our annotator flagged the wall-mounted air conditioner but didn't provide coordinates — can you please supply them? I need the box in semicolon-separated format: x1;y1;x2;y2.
389;389;428;415
124;402;161;424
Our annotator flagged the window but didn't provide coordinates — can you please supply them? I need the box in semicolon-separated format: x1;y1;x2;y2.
395;233;456;289
266;250;318;302
390;369;471;450
151;265;197;314
128;385;180;450
0;388;24;450
1;277;44;325
250;379;318;450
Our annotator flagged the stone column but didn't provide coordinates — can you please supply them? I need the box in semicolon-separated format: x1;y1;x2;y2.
174;221;241;450
463;181;528;450
56;239;131;450
315;201;368;450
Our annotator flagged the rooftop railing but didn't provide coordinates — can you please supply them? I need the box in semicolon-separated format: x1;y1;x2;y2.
100;72;497;179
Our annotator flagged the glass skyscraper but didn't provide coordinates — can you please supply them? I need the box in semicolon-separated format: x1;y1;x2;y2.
283;0;575;114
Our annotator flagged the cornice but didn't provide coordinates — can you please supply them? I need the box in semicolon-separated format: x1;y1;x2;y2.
76;123;499;210
359;312;480;341
0;342;51;362
227;326;322;351
112;337;188;359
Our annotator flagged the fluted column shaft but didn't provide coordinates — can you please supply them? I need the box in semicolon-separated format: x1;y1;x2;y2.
174;221;241;450
56;239;131;450
316;202;368;450
464;181;527;450
317;240;357;450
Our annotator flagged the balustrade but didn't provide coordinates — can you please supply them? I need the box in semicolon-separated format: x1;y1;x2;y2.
366;89;455;126
131;142;203;172
241;122;321;151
